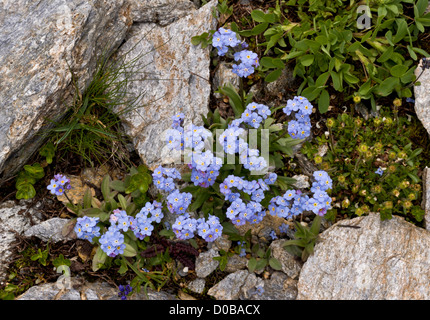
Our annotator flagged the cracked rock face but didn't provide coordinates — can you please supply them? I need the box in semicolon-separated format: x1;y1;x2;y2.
114;0;218;170
414;60;430;138
0;201;42;283
297;213;430;300
16;276;177;300
130;0;198;26
0;0;132;181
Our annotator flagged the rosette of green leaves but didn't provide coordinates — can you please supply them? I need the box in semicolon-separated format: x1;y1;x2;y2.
15;163;45;200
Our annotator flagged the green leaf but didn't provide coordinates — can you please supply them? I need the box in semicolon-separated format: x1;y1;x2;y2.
16;184;36;200
269;257;282;270
191;35;202;46
301;86;322;101
23;164;44;179
251;10;266;23
300;54;315;66
92;246;107;272
330;71;343;91
377;46;394;63
101;174;111;200
310;215;322;235
393;19;408;44
39;142;56;164
318;89;330;113
407;45;418;60
110;180;125;192
248;257;257;273
390;65;409;77
122;243;137;257
256;259;267;270
251;22;269;35
265;68;283;82
189;189;211;212
218;83;244;117
415;0;428;17
376;77;400;96
83;188;92;209
53;254;71;268
118;194;128;210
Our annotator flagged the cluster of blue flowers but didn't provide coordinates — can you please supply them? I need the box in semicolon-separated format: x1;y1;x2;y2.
74;216;100;242
166;189;192;215
218;125;267;172
220;173;277;226
238;102;271;129
118;285;132;300
165;113;223;188
152;165;181;193
268;170;332;218
47;174;72;196
172;213;223;242
212;27;259;78
161;118;226;242
282;96;313;139
74;200;165;257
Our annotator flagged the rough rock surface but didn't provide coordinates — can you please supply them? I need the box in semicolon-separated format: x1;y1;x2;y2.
0;201;42;283
195;248;220;278
422;166;430;231
207;270;264;300
115;0;218;170
16;276;177;300
270;240;302;280
297;213;430;300
0;0;133;181
23;218;75;243
130;0;197;26
414;59;430;137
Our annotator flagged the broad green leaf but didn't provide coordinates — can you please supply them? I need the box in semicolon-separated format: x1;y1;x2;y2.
24;164;44;179
390;65;409;77
269;257;282;270
92;246;107;272
251;10;266;22
251;22;269;35
122;243;137;257
330;71;343;91
300;54;315;66
301;86;322;101
393;19;408;44
265;68;283;82
376;77;399;96
16;184;36;200
318;89;330;113
248;257;257;273
377;46;394;63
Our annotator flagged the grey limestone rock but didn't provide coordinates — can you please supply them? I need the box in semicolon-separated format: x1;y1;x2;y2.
297;213;430;300
0;0;133;181
0;201;42;283
114;0;218;171
414;60;430;137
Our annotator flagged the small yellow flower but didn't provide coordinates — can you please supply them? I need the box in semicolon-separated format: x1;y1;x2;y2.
353;95;361;103
358;143;368;153
393;98;402;107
